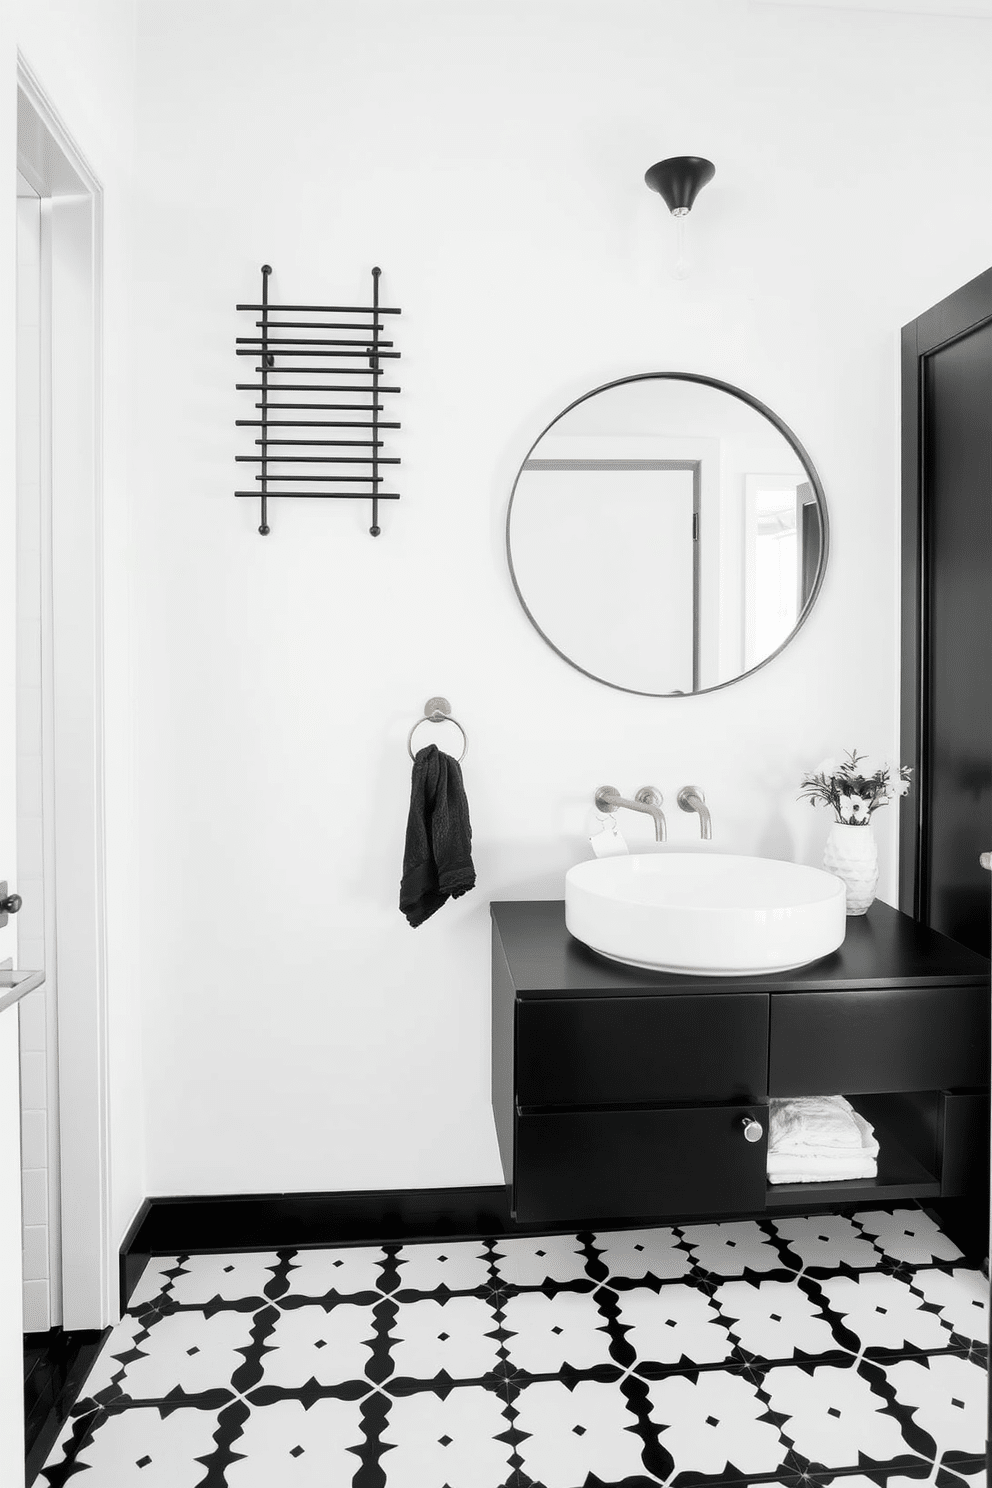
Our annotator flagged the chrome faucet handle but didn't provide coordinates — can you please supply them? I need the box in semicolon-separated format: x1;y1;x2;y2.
593;785;667;842
678;785;712;840
635;786;667;842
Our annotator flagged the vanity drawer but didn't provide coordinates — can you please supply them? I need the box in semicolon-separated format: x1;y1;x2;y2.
516;994;768;1108
513;1104;768;1223
769;986;990;1097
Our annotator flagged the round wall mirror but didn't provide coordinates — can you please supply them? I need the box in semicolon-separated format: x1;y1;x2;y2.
506;373;828;696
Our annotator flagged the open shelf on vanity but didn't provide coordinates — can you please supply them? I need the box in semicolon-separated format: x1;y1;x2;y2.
766;1087;986;1208
765;1118;940;1208
766;1090;945;1207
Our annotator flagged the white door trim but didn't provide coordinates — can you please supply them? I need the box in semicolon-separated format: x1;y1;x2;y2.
17;57;111;1329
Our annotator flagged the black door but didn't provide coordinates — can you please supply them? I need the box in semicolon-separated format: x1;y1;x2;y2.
902;271;992;955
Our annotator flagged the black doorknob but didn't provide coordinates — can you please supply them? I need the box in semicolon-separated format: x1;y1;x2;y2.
1;891;22;915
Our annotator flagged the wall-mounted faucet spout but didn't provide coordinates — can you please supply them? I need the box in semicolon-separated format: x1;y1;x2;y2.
595;785;667;842
678;785;711;839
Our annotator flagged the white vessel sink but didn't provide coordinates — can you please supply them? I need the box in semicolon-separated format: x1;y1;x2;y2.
565;853;846;976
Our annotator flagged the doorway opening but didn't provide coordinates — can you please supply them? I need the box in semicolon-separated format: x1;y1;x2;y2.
16;62;111;1341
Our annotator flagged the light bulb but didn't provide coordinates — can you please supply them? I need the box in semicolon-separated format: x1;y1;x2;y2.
673;208;690;280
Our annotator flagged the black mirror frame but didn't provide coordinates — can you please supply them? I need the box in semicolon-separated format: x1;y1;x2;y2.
505;370;830;698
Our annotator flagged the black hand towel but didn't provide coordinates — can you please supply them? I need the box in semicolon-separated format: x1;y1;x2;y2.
400;744;476;927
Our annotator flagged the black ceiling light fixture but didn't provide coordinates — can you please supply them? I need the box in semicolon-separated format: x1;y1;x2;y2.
644;156;715;278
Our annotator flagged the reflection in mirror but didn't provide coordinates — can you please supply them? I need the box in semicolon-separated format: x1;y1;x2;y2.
745;475;823;670
506;375;827;696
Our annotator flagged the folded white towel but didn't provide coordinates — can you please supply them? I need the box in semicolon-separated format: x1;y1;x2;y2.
769;1095;868;1155
766;1095;879;1184
767;1151;878;1183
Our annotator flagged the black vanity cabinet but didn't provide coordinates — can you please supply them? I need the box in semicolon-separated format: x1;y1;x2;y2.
491;899;990;1227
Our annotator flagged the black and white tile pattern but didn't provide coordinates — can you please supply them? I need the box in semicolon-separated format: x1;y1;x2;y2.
40;1206;987;1487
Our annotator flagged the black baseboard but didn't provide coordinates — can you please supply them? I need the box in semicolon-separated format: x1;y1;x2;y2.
119;1183;972;1314
118;1198;154;1327
120;1184;526;1308
129;1182;764;1309
24;1327;108;1486
126;1183;523;1253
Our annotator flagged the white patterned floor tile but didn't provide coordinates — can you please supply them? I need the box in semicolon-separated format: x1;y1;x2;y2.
883;1353;988;1460
644;1369;786;1477
855;1209;964;1265
45;1215;976;1487
115;1310;256;1399
394;1240;492;1292
284;1246;386;1298
909;1268;989;1343
55;1405;221;1487
592;1226;692;1282
78;1315;147;1398
615;1284;732;1366
511;1378;648;1488
713;1278;840;1359
501;1290;613;1373
167;1252;282;1305
128;1258;180;1309
379;1387;512;1488
818;1271;953;1354
225;1398;365;1485
761;1360;914;1468
679;1220;783;1276
389;1295;501;1380
773;1214;882;1272
256;1302;375;1389
491;1233;588;1286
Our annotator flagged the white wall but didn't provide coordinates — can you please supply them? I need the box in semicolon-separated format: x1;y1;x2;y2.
129;0;992;1197
10;0;143;1262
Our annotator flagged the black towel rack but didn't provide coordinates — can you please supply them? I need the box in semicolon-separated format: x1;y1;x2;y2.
235;264;401;536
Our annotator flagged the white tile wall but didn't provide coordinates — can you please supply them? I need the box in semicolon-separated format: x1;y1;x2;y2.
21;1225;48;1283
20;1110;47;1172
14;876;45;944
16;814;44;882
20;1168;47;1228
16;189;58;1334
17;994;45;1054
14;699;42;760
21;1280;49;1332
19;1051;46;1111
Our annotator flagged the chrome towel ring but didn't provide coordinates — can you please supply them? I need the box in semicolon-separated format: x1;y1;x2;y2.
407;697;468;763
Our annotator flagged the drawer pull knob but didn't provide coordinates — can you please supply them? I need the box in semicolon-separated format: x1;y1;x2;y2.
740;1116;763;1143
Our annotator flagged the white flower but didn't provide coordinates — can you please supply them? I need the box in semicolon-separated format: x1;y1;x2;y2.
815;757;839;780
839;794;870;822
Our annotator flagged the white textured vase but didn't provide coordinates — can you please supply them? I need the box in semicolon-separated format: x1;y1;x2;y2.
822;822;879;915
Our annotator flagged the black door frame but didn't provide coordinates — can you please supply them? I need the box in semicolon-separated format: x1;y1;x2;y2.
899;265;992;918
